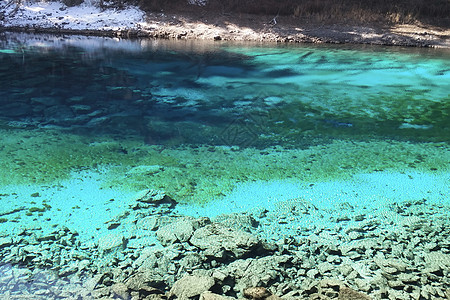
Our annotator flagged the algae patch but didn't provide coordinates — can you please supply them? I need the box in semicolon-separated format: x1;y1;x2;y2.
0;128;448;204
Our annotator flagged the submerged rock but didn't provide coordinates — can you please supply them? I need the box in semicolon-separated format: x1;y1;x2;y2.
189;223;261;259
131;189;177;209
169;275;215;300
156;217;209;246
243;286;272;299
98;233;128;253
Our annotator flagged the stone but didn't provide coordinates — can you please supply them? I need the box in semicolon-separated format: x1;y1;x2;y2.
306;269;318;279
136;216;161;231
219;256;289;296
156;219;196;246
0;237;12;248
133;189;165;203
189;223;260;259
169;275;215;300
125;272;165;295
200;291;235;300
398;273;420;283
243;286;272;299
374;257;407;273
111;282;129;299
98;233;127;253
179;252;203;270
339;264;354;277
424;251;450;270
214;213;259;232
131;189;176;207
44;105;75;123
354;279;370;292
266;295;282;300
338;286;371;300
317;262;333;275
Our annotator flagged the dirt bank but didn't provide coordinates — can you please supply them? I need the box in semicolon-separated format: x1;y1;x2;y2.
138;10;450;48
1;2;449;48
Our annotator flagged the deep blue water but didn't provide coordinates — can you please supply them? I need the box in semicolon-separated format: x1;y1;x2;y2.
1;32;449;148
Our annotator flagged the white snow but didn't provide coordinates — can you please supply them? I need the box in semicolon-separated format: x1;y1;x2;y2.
0;0;150;31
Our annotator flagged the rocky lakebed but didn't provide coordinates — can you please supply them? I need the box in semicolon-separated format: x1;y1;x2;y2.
1;183;449;300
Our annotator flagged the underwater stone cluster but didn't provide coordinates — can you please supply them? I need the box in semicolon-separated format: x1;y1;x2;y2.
0;189;449;299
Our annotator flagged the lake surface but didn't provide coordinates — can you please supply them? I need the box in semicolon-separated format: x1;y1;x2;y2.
0;32;449;298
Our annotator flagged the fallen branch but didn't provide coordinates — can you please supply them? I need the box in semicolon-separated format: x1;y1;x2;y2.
268;8;280;26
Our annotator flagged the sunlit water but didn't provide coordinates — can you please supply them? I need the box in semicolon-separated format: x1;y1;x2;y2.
0;32;449;297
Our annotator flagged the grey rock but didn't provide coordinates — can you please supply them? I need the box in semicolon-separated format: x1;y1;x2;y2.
66;96;85;103
214;213;259;232
219;256;290;295
0;237;12;248
156;219;196;246
111;282;129;299
98;233;127;253
398;273;420;283
131;189;176;208
70;104;92;113
424;251;450;270
136;216;161;231
44;105;75;123
306;269;318;279
169;275;215;300
200;291;235;300
179;252;203;270
125;272;165;294
243;286;271;299
316;262;333;275
190;223;260;259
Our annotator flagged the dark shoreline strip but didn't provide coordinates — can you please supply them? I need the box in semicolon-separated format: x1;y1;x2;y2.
0;25;442;47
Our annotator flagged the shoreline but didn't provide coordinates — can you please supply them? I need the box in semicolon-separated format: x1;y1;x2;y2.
1;21;449;48
1;2;449;48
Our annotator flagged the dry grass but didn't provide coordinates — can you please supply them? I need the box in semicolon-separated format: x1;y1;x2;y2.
136;0;449;26
288;0;449;25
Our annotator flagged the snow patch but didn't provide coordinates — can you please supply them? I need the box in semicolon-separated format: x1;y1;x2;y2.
0;0;149;31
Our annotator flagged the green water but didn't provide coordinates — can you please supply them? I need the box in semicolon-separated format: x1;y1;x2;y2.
0;33;449;203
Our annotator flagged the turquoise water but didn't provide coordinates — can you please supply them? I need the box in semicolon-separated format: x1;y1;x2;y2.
0;32;449;298
1;33;449;147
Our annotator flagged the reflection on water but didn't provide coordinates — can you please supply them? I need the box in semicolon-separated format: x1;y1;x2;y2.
0;32;449;299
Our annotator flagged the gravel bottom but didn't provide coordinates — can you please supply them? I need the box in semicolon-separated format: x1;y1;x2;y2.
1;180;449;300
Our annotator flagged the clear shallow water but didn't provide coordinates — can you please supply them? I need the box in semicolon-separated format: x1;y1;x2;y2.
0;31;448;193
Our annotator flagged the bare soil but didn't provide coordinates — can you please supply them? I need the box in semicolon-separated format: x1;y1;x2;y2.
1;3;449;48
142;10;450;48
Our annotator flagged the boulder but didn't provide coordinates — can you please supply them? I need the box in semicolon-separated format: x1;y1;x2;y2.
243;286;271;299
218;255;290;295
169;275;215;300
189;223;260;259
156;219;196;246
98;233;127;253
130;189;176;209
338;286;372;300
124;272;166;295
200;291;236;300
